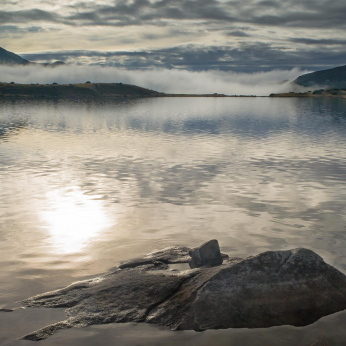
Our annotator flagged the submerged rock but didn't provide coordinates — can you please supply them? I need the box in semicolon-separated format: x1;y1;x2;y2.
19;244;346;341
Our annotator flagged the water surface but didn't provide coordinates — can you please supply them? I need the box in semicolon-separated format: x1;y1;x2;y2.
1;97;346;345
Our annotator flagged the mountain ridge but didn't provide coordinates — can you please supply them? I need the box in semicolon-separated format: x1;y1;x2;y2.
294;65;346;89
0;47;65;67
0;47;29;65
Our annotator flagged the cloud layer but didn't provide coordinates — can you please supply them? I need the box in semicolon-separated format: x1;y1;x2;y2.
1;0;346;29
0;64;306;96
21;43;346;72
1;0;345;72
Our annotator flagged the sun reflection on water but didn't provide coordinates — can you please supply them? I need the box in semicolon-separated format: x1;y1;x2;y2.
41;187;111;254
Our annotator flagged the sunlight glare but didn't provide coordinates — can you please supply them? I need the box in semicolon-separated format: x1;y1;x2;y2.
41;187;111;254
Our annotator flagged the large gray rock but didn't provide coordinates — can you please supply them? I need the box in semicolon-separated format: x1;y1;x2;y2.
148;248;346;330
19;246;346;341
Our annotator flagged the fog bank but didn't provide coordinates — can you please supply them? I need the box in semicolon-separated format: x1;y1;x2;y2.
0;65;309;96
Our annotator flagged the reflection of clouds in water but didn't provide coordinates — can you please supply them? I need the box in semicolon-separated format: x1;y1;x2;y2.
41;187;112;254
3;95;346;341
83;158;224;205
78;141;346;260
81;153;346;214
1;97;346;261
2;98;346;139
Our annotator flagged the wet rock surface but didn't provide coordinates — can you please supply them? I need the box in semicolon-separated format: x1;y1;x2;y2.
19;244;346;341
118;246;191;269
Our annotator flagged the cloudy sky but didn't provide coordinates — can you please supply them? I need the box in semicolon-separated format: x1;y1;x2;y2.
1;0;345;71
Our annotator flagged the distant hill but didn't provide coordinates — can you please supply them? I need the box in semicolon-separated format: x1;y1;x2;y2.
0;82;235;100
45;61;65;68
0;47;29;65
270;89;346;99
0;47;65;67
294;65;346;89
0;82;164;100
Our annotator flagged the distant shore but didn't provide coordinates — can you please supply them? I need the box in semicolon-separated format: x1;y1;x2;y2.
0;82;260;100
1;82;346;100
270;88;346;99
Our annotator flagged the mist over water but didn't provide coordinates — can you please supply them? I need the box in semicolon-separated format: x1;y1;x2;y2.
0;65;308;95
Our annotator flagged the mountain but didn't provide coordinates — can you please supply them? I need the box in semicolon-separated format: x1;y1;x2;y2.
294;65;346;89
0;82;234;100
0;82;164;100
0;47;29;65
45;61;65;68
0;47;65;67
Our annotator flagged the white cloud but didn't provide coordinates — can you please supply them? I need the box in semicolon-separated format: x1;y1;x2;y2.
0;65;308;96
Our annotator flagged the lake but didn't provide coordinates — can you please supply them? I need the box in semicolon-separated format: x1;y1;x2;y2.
1;97;346;345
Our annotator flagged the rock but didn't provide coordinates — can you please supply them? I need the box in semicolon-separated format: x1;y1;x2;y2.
20;260;196;341
118;246;191;269
0;308;13;312
18;245;346;341
189;239;223;267
148;249;346;330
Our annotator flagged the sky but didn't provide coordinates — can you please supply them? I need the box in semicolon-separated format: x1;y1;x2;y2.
1;0;346;72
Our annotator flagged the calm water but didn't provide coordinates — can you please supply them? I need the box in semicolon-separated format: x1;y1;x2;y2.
1;97;346;345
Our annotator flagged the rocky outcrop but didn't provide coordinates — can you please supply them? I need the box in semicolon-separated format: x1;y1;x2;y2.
189;239;223;267
118;246;192;269
19;245;346;341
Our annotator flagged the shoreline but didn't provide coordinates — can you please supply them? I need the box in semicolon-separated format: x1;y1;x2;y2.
1;82;346;100
0;82;261;99
270;89;346;99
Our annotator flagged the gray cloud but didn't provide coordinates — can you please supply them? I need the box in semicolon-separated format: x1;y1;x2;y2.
2;0;346;72
225;30;251;37
289;38;346;46
0;24;45;39
1;0;346;29
21;43;346;72
0;25;20;33
0;9;60;24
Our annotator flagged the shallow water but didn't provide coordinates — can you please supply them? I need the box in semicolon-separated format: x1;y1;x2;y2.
1;97;346;345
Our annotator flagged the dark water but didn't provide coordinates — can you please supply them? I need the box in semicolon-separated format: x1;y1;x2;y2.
1;97;346;345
